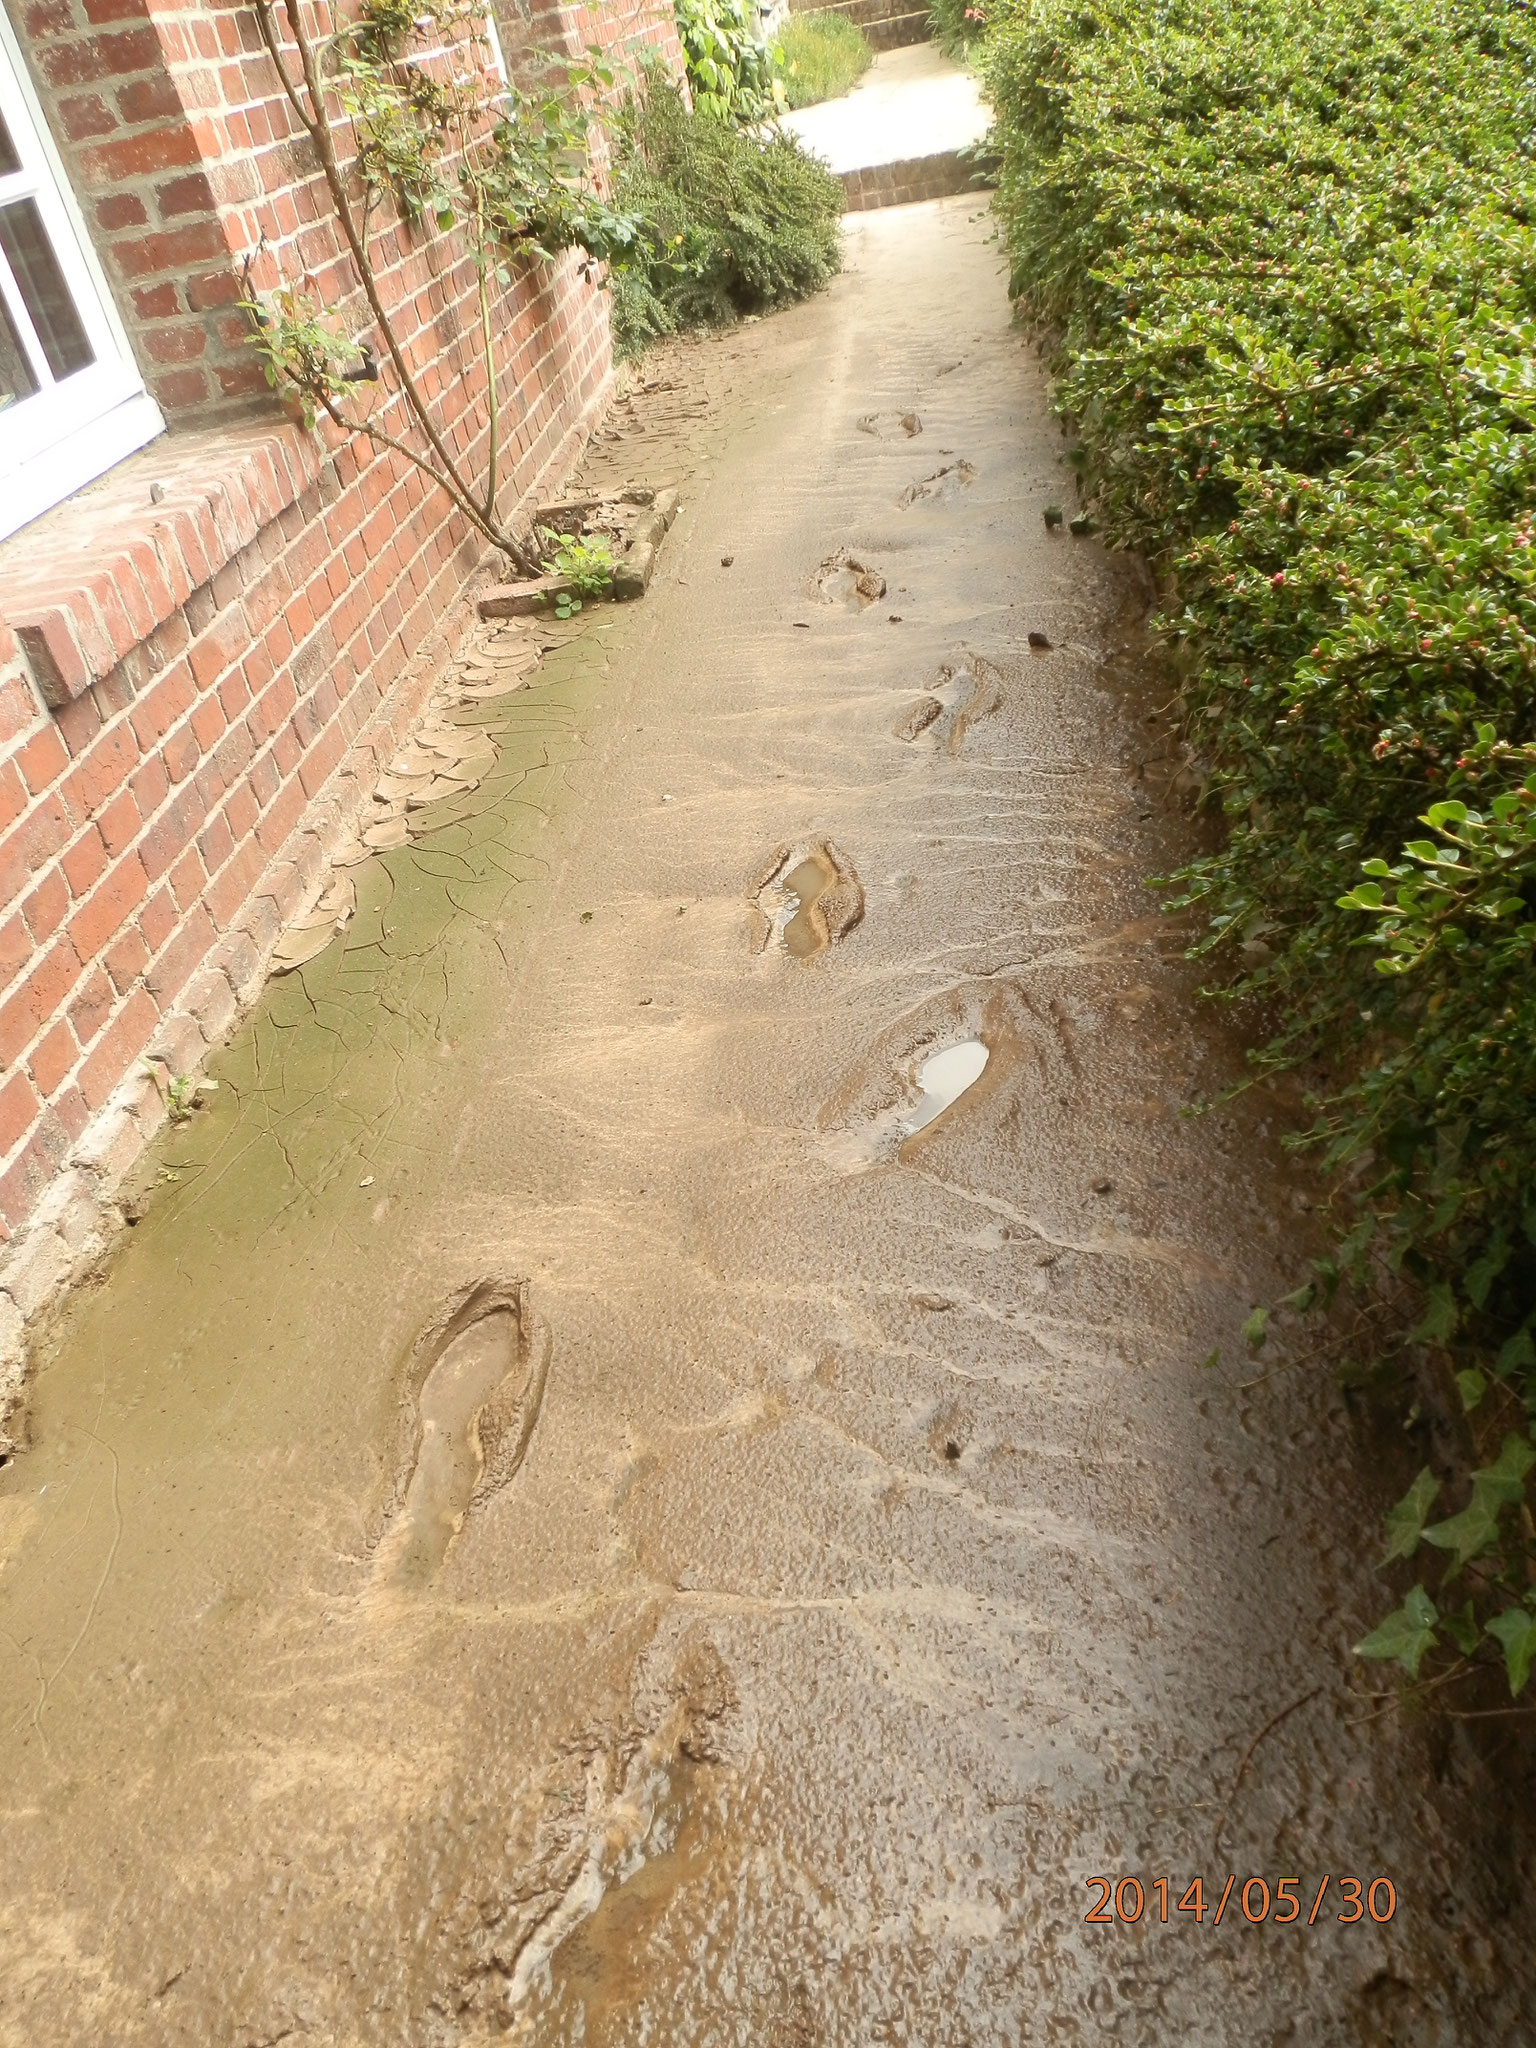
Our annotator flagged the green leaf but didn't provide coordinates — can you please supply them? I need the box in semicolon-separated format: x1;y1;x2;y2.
1201;1346;1222;1371
1381;1466;1441;1562
1486;1605;1536;1696
1356;1584;1438;1677
1423;1434;1536;1572
1481;1431;1536;1497
1465;1230;1511;1310
1410;1282;1458;1345
1444;1599;1481;1656
1425;801;1469;830
1422;1492;1503;1573
1456;1369;1488;1413
1496;1323;1536;1378
1242;1305;1269;1350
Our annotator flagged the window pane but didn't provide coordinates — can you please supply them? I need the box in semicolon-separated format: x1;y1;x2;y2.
0;287;39;410
0;197;93;379
0;112;20;178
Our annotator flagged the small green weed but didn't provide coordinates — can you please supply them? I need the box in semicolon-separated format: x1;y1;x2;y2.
539;530;615;617
778;12;873;110
147;1066;218;1122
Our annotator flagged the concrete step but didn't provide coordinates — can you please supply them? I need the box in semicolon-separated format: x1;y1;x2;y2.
781;43;991;197
788;0;932;52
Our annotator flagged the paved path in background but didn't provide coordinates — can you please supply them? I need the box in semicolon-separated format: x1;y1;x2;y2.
1;200;1532;2045
783;39;990;175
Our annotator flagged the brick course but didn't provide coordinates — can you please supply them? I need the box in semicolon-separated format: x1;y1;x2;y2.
0;0;683;1416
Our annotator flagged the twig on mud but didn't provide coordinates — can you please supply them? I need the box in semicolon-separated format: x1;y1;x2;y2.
1211;1685;1323;1857
1343;1656;1479;1728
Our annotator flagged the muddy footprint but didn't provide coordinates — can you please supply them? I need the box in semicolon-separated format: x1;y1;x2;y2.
822;1027;992;1173
898;460;977;509
815;549;887;609
751;838;864;959
893;695;944;743
895;656;1003;751
376;1278;550;1586
941;655;1003;755
817;985;1057;1173
856;410;922;439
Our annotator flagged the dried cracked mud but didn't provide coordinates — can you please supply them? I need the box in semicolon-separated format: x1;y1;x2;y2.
2;198;1534;2045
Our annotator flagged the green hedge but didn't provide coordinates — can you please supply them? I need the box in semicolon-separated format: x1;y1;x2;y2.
983;0;1536;1695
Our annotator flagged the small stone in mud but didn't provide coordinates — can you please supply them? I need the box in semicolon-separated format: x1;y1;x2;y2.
1028;631;1052;650
721;555;734;567
1093;1177;1114;1194
943;1440;961;1462
912;1291;954;1312
889;615;903;624
580;911;594;923
639;996;653;1006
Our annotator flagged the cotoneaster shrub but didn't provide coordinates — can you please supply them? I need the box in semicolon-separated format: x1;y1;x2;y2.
983;0;1536;1698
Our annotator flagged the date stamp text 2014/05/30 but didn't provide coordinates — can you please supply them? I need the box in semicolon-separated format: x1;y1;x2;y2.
1085;1876;1398;1928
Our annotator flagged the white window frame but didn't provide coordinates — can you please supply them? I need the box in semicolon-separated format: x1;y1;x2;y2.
0;6;162;545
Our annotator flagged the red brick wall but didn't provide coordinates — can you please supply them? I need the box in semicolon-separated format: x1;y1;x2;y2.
0;0;682;1340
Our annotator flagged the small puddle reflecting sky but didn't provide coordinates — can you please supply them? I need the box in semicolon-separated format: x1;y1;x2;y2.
901;1040;989;1135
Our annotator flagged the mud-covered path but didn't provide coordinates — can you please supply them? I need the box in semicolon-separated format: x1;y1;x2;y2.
2;200;1532;2046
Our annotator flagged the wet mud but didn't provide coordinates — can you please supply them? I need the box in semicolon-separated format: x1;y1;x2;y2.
1;198;1534;2045
900;458;978;507
377;1279;549;1587
751;837;865;961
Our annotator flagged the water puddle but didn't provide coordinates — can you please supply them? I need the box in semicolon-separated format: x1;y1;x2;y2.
377;1279;550;1587
751;838;864;959
823;1031;994;1173
902;1040;990;1135
781;853;835;958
